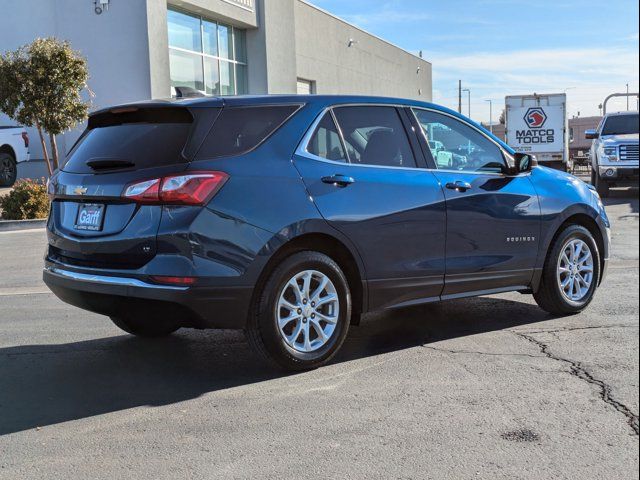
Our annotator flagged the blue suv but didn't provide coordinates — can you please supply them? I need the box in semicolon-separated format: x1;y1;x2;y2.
44;95;611;370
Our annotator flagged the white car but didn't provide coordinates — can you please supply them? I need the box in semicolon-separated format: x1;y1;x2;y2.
0;126;31;187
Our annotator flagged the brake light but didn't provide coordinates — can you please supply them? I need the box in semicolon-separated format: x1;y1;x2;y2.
21;131;29;148
123;171;228;205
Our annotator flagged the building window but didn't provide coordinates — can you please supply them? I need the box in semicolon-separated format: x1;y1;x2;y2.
296;78;316;95
168;8;248;95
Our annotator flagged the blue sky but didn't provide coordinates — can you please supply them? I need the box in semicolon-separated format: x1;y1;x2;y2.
310;0;639;122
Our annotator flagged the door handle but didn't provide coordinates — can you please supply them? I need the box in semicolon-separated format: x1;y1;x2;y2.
445;180;472;192
321;174;355;187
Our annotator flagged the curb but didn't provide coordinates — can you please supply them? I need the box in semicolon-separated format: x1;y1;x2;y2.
0;219;47;232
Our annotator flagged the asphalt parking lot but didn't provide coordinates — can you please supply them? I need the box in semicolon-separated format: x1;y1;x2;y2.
0;189;638;480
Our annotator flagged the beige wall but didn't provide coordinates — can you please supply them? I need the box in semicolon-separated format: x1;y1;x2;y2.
293;1;432;101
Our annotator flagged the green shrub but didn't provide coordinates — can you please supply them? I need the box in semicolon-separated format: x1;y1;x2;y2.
0;178;50;220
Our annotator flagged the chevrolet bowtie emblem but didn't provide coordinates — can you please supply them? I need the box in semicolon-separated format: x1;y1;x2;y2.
73;186;88;195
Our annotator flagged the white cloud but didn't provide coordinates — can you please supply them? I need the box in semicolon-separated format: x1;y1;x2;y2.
429;47;639;121
341;11;432;27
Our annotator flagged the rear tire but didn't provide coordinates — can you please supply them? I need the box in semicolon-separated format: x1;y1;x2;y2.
534;225;600;315
0;153;17;187
110;316;180;338
247;251;351;371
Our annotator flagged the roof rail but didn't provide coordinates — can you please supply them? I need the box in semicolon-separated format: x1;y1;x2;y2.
603;92;639;115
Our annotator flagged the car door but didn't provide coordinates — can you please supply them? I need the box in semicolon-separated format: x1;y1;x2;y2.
411;108;541;298
292;105;446;310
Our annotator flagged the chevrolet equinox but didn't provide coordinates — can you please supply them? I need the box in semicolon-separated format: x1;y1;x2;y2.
44;95;611;370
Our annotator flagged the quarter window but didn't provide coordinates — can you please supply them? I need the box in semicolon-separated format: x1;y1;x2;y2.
332;106;417;168
168;9;248;95
413;109;506;173
196;105;300;159
307;113;347;162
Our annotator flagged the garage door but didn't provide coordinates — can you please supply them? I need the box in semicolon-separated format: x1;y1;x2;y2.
297;78;314;95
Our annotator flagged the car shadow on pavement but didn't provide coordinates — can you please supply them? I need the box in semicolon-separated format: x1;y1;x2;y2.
603;187;639;213
0;295;557;436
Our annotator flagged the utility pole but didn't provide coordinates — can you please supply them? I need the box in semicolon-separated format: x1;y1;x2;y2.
485;99;493;134
458;80;462;114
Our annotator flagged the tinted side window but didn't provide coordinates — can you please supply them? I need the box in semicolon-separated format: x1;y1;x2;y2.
333;106;417;168
197;105;300;159
413;109;505;173
307;113;347;162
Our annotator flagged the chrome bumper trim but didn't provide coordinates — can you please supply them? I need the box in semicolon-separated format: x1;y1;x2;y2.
44;267;189;291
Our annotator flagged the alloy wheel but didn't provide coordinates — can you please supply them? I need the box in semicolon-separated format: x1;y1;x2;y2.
1;157;13;183
276;270;340;353
557;238;594;302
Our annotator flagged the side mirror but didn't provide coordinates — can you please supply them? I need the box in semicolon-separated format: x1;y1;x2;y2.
513;153;536;173
585;129;599;140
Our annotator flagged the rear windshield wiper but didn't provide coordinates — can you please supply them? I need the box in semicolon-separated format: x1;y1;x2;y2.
86;158;136;171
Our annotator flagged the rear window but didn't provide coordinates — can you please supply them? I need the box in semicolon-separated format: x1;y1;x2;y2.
63;107;194;174
196;105;300;159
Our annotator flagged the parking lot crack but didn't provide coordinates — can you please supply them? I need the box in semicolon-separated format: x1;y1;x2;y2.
512;331;639;436
423;345;542;359
516;324;638;335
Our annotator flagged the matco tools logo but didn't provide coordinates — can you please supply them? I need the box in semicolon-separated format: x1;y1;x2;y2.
516;107;554;145
524;108;547;128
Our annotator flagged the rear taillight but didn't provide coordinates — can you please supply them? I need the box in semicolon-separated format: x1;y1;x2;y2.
123;171;228;205
21;131;29;148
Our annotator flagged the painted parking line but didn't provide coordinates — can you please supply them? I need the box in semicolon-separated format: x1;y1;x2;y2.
0;228;45;235
0;286;51;296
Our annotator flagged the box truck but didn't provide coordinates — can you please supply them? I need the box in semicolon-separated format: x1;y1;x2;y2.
505;93;569;171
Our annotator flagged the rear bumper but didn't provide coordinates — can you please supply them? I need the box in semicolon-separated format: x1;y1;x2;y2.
43;265;253;330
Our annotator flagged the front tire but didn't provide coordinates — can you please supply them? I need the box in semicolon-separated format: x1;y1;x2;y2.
247;251;352;371
592;168;610;198
110;316;180;337
534;225;601;315
0;153;17;187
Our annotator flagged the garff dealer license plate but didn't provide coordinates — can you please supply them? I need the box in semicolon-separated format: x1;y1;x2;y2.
75;204;105;231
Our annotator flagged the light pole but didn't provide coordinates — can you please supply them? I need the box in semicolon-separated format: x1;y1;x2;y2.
485;99;493;134
462;88;471;118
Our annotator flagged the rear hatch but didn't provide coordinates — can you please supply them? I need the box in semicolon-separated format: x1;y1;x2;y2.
47;103;221;270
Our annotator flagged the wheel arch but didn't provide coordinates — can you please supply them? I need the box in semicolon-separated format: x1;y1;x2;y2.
0;144;17;160
251;232;366;325
535;213;606;291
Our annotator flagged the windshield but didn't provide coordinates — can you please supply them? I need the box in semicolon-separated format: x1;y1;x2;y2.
601;114;639;136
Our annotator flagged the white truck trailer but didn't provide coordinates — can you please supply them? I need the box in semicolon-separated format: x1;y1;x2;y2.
505;93;569;171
